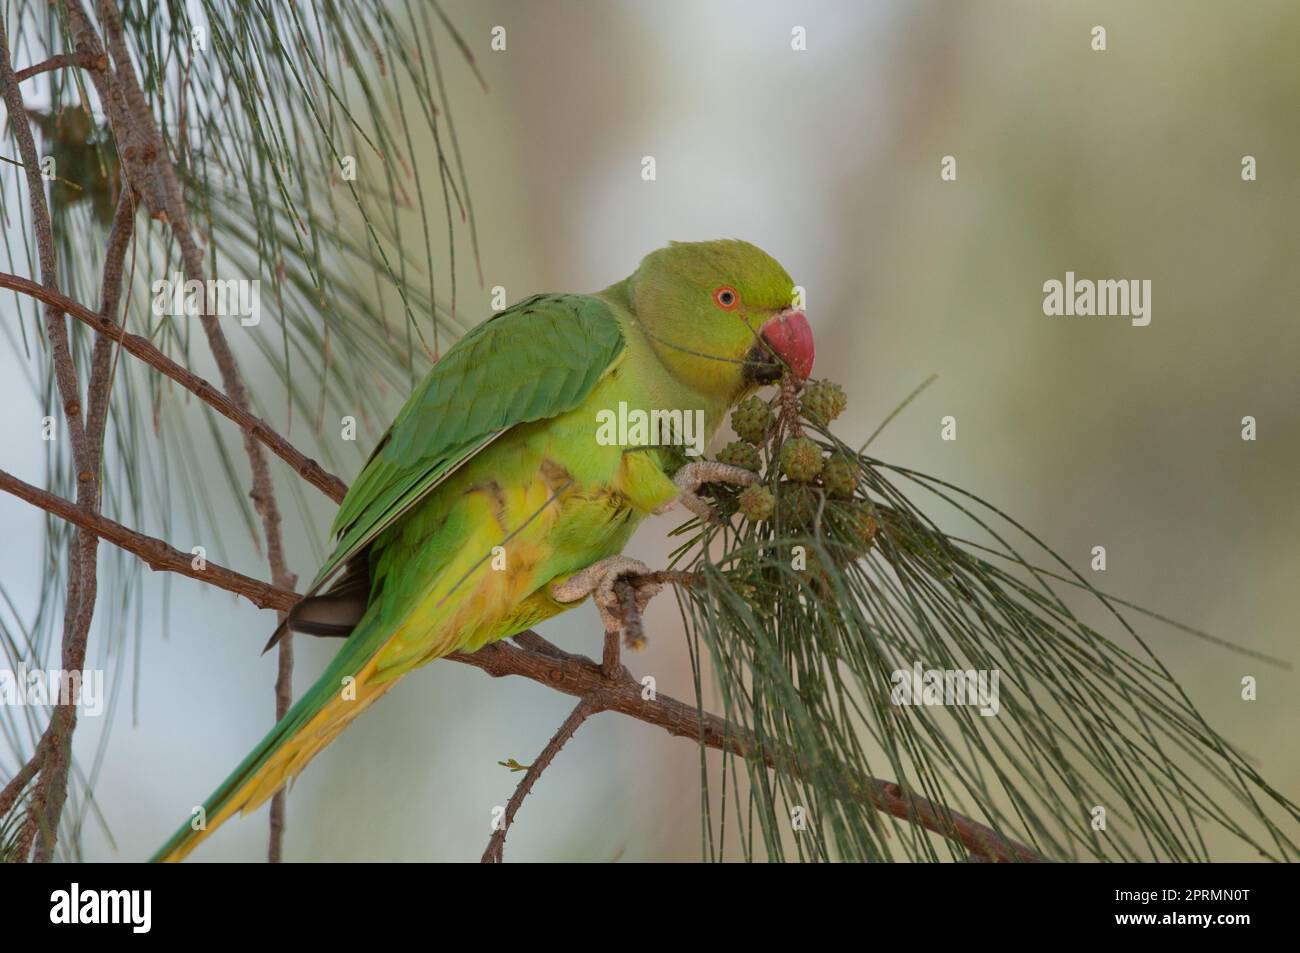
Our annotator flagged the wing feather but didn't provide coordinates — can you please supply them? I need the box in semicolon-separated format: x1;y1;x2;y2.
314;293;622;592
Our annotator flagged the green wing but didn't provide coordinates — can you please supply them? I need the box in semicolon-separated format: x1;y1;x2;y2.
314;293;624;592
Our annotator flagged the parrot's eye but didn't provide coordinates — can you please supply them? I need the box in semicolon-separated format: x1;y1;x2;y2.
713;286;739;310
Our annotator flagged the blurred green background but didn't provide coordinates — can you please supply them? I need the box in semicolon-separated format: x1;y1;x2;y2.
3;0;1296;860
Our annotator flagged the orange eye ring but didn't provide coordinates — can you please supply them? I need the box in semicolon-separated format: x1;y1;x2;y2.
713;285;740;310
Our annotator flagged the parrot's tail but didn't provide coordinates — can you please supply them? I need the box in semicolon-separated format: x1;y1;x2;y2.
150;619;397;863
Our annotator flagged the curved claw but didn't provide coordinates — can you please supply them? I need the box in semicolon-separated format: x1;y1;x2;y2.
656;460;760;524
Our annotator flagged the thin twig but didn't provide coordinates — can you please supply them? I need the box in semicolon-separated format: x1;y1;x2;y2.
14;50;106;83
483;575;667;863
85;186;136;455
601;612;622;679
61;1;169;217
481;700;596;863
25;184;133;858
0;272;348;503
0;468;298;612
778;375;805;438
481;580;636;862
0;742;46;820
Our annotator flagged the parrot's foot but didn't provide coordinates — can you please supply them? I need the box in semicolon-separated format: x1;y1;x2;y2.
654;461;760;524
551;556;662;649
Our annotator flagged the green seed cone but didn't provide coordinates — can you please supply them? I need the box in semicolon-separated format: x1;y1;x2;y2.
732;396;775;445
780;437;824;482
717;440;762;472
738;485;775;521
800;379;848;424
821;455;858;499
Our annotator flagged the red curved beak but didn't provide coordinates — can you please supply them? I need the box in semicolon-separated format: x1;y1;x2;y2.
758;309;815;380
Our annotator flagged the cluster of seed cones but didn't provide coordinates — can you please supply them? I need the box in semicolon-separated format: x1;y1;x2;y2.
711;379;878;562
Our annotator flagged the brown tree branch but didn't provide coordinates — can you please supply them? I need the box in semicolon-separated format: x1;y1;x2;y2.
1;466;1047;862
85;186;136;454
61;1;169;218
0;38;85;464
481;700;596;863
471;580;1045;863
14;51;107;83
0;12;105;863
28;186;137;862
0;468;297;612
0;272;348;504
455;638;1048;863
601;608;623;679
62;0;300;859
481;599;630;863
0;741;46;820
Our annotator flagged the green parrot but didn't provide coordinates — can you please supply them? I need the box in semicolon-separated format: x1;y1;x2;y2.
152;239;814;861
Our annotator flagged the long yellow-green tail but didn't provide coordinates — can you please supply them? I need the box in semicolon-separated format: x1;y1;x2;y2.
151;614;396;862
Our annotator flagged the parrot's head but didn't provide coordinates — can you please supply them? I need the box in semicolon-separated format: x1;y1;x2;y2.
625;239;814;400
